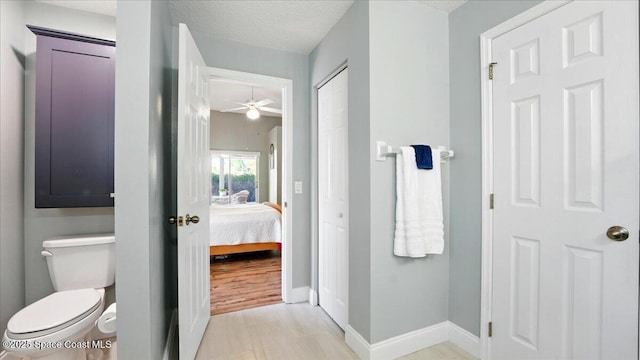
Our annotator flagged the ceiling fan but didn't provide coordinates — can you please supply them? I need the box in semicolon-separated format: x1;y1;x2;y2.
220;87;282;120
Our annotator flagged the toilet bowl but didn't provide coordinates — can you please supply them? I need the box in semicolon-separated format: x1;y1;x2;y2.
2;234;115;360
3;289;105;360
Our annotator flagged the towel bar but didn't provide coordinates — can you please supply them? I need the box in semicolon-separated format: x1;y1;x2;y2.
376;141;454;163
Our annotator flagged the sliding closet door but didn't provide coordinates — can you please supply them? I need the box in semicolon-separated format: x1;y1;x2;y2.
318;68;348;329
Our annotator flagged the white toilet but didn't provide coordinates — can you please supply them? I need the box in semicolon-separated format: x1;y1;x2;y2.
2;234;115;360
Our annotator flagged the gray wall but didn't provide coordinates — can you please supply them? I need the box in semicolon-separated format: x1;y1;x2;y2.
22;1;116;305
209;110;281;203
192;31;311;288
368;1;450;343
268;126;282;204
309;0;371;341
0;0;26;338
448;0;542;336
115;1;175;358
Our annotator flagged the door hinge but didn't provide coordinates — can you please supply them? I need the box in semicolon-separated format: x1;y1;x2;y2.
490;193;494;209
489;62;498;80
488;321;493;337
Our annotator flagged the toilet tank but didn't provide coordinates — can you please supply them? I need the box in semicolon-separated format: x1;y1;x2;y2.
42;234;115;291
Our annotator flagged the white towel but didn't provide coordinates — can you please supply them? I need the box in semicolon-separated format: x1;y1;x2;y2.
394;147;444;257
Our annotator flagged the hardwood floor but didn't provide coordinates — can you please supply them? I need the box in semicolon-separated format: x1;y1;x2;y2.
196;303;477;360
210;250;282;315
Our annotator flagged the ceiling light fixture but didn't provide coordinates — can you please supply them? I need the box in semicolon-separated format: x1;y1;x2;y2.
246;106;260;120
246;87;261;120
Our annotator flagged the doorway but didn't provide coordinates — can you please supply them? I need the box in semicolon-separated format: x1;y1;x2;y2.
480;1;639;358
207;67;294;306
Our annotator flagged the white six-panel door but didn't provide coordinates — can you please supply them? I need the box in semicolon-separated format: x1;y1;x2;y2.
177;23;211;360
491;1;639;359
318;68;349;329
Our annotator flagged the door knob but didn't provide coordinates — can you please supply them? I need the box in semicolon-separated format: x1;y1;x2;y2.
168;216;183;226
185;214;200;225
606;226;629;241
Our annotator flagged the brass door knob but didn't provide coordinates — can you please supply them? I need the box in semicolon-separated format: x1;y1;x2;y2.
169;216;183;226
185;214;200;225
607;226;629;241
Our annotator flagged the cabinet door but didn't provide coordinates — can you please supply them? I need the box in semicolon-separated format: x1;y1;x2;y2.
33;31;115;208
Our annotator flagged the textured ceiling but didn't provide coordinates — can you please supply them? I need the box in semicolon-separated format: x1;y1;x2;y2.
420;0;467;13
168;0;355;54
35;0;116;17
210;80;282;117
36;0;466;55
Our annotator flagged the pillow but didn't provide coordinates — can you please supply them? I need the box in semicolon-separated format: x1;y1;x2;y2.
232;190;249;204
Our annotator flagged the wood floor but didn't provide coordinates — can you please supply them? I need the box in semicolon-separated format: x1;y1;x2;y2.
196;303;477;360
210;250;282;315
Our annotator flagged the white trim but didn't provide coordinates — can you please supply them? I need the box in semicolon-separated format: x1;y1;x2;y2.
162;309;178;360
290;286;311;303
309;288;318;306
447;321;481;358
479;1;571;359
345;325;371;360
206;67;294;304
345;322;450;360
210;150;261;157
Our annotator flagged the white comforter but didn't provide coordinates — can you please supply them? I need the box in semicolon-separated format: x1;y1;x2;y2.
209;203;282;246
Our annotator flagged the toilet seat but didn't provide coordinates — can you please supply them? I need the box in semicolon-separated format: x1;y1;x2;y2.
7;289;102;339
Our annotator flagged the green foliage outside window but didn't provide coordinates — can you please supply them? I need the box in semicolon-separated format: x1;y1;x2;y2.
211;173;256;202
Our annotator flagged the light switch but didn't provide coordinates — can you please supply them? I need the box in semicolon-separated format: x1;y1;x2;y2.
295;181;303;194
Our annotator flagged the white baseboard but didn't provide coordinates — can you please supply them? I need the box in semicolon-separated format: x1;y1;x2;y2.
345;321;480;360
309;288;318;305
290;286;310;303
162;309;178;360
345;325;372;360
447;321;480;358
346;322;448;360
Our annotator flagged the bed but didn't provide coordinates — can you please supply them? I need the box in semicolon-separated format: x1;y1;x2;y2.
209;202;282;256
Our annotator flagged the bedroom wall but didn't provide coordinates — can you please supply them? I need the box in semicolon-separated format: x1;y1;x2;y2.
115;0;176;358
209;110;281;203
0;0;26;337
192;32;311;288
309;0;372;341
268;126;282;204
448;0;542;336
22;0;116;305
368;1;450;343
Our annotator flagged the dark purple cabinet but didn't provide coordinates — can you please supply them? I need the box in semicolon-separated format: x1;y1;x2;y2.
30;26;115;208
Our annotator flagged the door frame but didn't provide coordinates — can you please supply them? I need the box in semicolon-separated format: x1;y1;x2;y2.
479;1;571;358
207;66;294;303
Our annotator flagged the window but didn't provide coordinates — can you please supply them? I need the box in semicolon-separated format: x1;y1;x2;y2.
211;151;260;203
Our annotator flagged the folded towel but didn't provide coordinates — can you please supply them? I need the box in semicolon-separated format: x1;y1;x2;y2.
411;145;433;169
394;146;444;257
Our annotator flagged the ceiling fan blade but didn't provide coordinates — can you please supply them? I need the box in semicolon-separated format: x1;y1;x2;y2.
220;106;248;113
258;106;282;115
254;99;274;107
